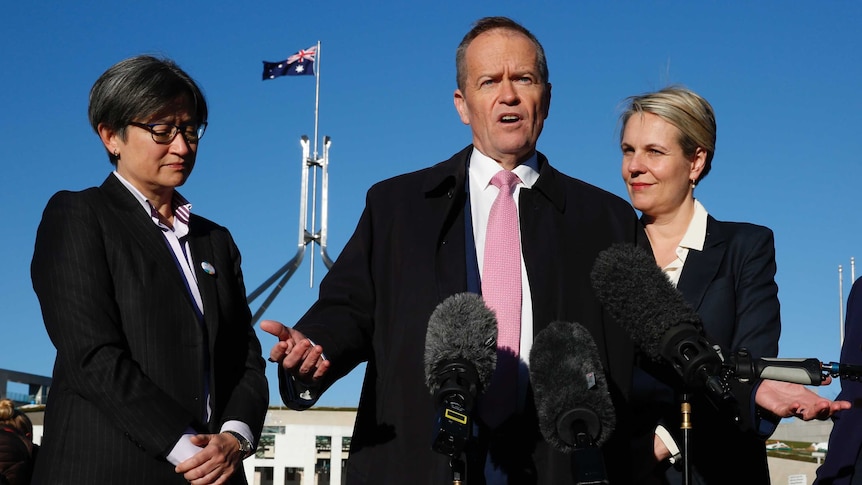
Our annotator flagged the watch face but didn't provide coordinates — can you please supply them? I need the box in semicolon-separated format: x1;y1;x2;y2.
228;431;252;454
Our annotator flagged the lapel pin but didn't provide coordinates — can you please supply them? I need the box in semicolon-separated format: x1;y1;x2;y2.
201;261;216;276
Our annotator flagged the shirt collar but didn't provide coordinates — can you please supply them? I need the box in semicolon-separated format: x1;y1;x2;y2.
112;171;193;236
469;148;540;190
679;198;709;252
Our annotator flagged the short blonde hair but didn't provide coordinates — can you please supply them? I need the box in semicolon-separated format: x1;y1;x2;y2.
619;86;716;183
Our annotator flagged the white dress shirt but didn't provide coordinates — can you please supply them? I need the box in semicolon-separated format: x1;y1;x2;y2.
468;149;540;411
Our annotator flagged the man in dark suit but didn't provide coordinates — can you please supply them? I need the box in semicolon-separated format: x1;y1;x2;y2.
262;17;646;483
30;55;268;484
816;276;862;484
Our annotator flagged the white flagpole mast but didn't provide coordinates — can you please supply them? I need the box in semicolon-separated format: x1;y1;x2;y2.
842;257;856;351
309;40;322;286
313;40;321;160
247;41;335;322
840;264;845;349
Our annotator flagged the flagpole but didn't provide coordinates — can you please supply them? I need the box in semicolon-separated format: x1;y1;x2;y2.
308;40;322;286
840;264;845;349
249;42;334;322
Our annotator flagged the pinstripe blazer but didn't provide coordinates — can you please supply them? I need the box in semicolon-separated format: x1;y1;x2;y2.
30;173;268;484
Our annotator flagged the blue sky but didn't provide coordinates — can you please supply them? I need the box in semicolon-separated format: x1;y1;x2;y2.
2;2;860;407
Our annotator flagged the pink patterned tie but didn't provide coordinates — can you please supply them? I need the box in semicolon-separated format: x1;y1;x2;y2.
480;170;522;428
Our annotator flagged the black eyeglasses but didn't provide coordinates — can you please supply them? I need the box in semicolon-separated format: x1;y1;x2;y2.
127;121;208;145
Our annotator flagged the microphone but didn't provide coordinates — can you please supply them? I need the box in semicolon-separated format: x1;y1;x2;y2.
730;350;862;384
729;350;824;385
530;320;614;484
424;292;497;457
589;243;735;412
822;361;862;381
588;244;855;389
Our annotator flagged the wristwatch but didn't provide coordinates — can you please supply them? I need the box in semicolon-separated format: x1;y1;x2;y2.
224;431;254;458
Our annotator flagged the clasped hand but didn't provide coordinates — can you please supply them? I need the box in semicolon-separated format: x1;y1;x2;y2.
175;432;244;484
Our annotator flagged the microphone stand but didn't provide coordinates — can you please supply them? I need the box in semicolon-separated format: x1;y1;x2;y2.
680;392;692;485
450;456;465;485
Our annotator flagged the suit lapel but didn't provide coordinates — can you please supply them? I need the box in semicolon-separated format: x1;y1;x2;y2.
423;147;471;300
519;155;566;338
99;174;204;316
99;176;190;294
188;224;219;340
677;216;726;311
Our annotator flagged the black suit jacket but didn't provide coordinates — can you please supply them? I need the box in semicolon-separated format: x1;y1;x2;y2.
815;277;862;485
30;174;268;484
282;146;646;484
633;215;781;484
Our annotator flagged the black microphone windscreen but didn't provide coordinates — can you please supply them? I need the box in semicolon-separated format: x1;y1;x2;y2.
424;292;497;395
530;320;615;452
590;243;701;360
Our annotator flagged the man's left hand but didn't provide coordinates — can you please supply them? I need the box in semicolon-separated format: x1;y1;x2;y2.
175;432;243;484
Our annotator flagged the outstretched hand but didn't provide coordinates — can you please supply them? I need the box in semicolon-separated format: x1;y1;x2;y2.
260;320;330;382
756;378;851;421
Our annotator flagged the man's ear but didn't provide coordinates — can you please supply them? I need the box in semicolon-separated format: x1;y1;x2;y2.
454;89;471;126
541;82;552;120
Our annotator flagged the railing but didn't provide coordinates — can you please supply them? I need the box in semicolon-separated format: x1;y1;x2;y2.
5;391;34;404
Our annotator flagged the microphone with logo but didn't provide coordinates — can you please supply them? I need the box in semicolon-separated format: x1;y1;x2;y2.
424;292;498;461
588;243;862;391
589;243;737;415
530;320;614;485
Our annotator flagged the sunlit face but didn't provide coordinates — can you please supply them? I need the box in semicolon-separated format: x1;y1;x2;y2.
621;112;704;218
454;29;551;169
100;96;200;201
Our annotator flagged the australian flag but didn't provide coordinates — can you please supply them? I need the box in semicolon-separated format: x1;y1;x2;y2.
263;45;316;80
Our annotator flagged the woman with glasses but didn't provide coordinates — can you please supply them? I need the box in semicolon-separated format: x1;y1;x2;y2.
30;55;268;485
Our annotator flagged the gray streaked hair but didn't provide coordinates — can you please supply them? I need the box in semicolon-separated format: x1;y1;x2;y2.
89;55;207;165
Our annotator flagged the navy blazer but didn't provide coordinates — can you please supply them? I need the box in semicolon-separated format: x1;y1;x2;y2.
633;215;781;484
282;146;646;484
30;174;268;484
815;277;862;485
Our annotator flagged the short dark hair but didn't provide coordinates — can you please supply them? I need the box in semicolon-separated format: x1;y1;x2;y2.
455;16;549;92
88;55;208;165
